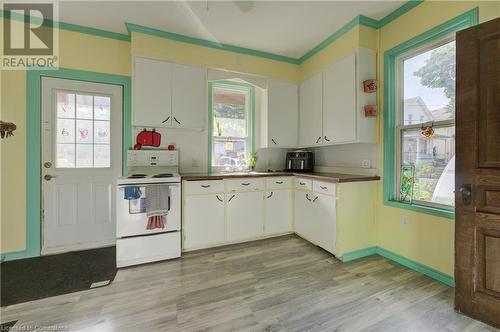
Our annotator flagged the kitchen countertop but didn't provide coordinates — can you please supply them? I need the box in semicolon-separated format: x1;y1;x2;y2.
181;171;380;183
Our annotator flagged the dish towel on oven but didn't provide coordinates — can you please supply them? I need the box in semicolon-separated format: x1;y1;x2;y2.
145;185;170;230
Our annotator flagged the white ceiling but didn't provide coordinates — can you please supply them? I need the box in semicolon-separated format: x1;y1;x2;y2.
59;1;406;59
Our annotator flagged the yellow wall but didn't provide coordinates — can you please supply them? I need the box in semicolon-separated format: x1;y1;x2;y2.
376;1;500;276
131;32;300;83
299;25;378;81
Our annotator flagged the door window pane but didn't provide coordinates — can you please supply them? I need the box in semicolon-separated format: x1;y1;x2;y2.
57;92;75;119
94;121;110;144
76;120;93;144
403;41;456;125
57;144;75;168
76;94;93;119
55;91;112;169
76;144;93;167
94;145;110;168
401;126;455;206
94;96;111;120
57;118;75;144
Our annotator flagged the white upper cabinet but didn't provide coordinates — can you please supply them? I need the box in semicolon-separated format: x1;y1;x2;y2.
323;53;357;144
133;57;206;129
133;57;172;127
263;79;298;147
171;63;206;129
299;72;323;146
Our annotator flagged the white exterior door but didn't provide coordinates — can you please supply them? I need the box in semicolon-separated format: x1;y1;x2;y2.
41;77;123;254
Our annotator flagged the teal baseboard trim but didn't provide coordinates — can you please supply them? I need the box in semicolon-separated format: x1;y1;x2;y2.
340;246;455;287
0;249;38;262
376;247;455;287
341;246;378;262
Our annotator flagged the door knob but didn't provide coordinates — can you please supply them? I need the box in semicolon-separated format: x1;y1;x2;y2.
44;174;57;181
459;184;472;205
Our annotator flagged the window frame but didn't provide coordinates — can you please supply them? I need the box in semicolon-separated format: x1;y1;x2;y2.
395;36;456;210
208;80;255;172
383;8;478;220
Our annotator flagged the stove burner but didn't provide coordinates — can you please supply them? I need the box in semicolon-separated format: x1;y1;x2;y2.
128;174;147;179
152;173;174;178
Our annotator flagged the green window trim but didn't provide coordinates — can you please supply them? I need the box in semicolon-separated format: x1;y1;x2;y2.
208;80;255;173
382;7;478;221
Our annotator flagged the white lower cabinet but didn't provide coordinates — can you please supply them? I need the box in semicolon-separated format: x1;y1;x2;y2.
227;192;264;242
294;190;315;241
184;194;225;249
295;190;336;254
264;190;292;235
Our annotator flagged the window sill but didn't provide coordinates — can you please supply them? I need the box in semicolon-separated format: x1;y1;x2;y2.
384;200;455;220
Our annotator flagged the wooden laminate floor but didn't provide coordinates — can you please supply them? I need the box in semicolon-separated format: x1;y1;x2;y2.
1;235;496;332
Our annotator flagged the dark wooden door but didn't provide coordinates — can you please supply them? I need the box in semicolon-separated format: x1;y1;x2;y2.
455;17;500;328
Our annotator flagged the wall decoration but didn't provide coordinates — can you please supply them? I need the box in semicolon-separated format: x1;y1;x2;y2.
0;121;17;138
420;124;435;139
364;105;378;117
363;79;377;93
399;164;415;203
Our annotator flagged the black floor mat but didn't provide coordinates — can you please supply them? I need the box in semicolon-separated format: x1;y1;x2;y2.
1;246;116;306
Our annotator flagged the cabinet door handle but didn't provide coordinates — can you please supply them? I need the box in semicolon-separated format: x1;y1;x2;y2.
174;117;181;124
316;136;321;143
275;181;283;184
299;182;306;186
306;193;312;201
162;116;170;123
320;186;327;190
228;194;236;202
201;184;210;188
313;196;319;202
324;136;330;142
241;182;250;186
271;138;277;145
266;192;273;199
216;195;223;202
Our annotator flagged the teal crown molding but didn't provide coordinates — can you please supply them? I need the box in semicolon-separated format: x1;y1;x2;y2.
341;246;455;287
1;1;423;65
0;68;131;262
382;7;478;220
126;22;299;65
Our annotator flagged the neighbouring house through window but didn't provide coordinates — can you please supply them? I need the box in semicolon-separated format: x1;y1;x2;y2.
209;81;254;170
397;37;456;208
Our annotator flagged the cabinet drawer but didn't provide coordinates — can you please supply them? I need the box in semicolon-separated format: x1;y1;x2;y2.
313;180;336;196
295;177;312;191
226;178;264;192
185;180;224;194
266;177;293;190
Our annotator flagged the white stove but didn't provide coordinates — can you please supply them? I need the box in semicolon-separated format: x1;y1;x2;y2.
116;150;181;267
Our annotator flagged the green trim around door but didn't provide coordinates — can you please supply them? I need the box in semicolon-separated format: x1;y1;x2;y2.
207;80;255;173
0;68;131;262
382;7;478;220
340;246;455;287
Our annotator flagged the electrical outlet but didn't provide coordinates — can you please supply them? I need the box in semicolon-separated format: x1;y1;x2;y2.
401;215;410;226
361;160;371;168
